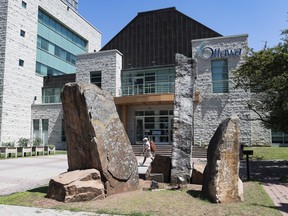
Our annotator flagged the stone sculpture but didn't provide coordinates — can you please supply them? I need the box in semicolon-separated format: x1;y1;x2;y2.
61;83;139;196
202;115;244;203
170;53;196;184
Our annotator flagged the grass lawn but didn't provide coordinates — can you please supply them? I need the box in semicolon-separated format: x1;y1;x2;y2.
0;182;282;216
244;147;288;160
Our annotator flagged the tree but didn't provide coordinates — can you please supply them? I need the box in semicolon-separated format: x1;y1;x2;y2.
234;30;288;133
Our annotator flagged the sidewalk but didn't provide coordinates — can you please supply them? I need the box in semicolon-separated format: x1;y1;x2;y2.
240;160;288;216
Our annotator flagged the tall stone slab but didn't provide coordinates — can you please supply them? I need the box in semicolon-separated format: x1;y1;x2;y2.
61;83;139;196
171;54;196;183
202;115;244;203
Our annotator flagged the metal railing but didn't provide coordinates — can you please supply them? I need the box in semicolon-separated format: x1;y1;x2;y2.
121;82;175;96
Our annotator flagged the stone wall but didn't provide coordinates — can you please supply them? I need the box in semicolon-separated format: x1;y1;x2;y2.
191;34;270;146
0;0;8;140
31;104;65;149
76;50;123;97
0;0;101;144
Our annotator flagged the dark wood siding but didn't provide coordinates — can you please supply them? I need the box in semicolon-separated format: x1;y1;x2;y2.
101;7;222;69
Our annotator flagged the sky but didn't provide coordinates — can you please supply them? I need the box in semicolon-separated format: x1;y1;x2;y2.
78;0;287;51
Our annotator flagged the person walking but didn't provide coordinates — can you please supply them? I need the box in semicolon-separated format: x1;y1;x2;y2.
141;137;153;166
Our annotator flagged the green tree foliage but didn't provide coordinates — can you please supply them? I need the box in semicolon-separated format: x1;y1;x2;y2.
234;30;288;132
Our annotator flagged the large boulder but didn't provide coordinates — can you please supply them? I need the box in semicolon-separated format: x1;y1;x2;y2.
46;169;105;202
61;83;139;196
202;115;244;203
146;154;171;183
191;160;206;184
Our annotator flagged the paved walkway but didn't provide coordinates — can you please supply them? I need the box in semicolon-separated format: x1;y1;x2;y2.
0;155;287;215
240;160;288;216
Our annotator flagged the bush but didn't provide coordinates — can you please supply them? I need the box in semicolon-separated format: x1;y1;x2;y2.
33;137;42;147
47;144;55;149
2;141;15;147
18;138;30;147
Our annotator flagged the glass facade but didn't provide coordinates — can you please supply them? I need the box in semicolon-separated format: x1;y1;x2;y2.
121;67;175;96
211;60;228;93
36;9;87;76
135;110;174;144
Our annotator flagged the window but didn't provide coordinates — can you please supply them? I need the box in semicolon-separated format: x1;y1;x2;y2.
20;30;25;37
272;130;288;145
42;119;48;131
211;60;228;93
42;88;61;103
121;67;175;96
36;62;65;76
90;71;102;88
37;36;76;65
21;1;27;8
42;119;49;145
38;9;87;50
33;119;40;139
19;59;24;67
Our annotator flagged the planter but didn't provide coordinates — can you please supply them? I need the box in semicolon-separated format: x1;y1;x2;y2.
0;147;18;158
44;146;56;155
17;147;32;157
32;146;45;156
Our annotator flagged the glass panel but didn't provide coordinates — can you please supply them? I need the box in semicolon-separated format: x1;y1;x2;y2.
121;67;175;96
33;119;39;131
42;119;48;131
136;118;144;142
212;60;228;93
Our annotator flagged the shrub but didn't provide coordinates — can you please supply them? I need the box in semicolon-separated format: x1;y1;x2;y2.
33;137;42;147
18;138;30;147
47;144;55;149
2;141;15;147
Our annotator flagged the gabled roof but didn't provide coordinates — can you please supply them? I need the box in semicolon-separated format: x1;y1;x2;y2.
101;7;222;69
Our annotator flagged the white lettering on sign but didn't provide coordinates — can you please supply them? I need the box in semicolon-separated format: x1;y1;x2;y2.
196;42;242;59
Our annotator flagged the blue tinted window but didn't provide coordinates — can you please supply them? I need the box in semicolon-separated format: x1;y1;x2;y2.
38;9;87;50
211;60;228;93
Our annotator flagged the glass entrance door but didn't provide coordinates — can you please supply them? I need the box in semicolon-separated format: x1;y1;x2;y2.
135;117;144;144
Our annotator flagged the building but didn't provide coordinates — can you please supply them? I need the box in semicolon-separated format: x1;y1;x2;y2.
2;5;286;149
0;0;101;146
63;0;78;11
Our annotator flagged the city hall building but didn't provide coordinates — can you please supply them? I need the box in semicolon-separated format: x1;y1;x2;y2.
0;4;286;149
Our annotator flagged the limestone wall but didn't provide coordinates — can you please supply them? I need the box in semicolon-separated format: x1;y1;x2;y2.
31;104;65;149
76;50;123;96
192;34;271;146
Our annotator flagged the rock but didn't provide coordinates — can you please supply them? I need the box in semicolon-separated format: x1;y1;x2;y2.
150;180;159;190
146;154;171;183
46;169;105;202
171;54;196;184
191;161;206;184
202;115;244;203
61;83;139;196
